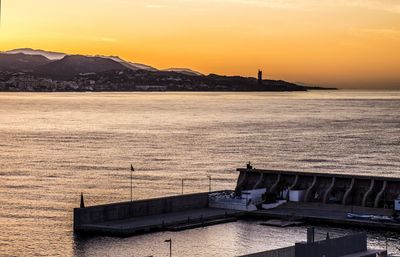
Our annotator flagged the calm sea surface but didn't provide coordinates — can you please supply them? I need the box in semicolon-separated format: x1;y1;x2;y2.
0;91;399;256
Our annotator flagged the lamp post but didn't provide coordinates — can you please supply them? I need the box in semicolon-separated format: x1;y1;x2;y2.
207;175;212;193
385;233;388;253
164;238;172;257
130;164;135;202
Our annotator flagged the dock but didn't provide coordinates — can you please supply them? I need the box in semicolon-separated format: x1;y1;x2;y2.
235;166;400;230
74;191;244;237
74;166;400;237
77;207;240;236
235;167;400;209
260;219;305;228
249;202;400;231
74;194;400;237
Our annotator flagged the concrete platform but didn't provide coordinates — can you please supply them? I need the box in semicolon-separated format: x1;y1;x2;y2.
260;219;305;227
77;207;242;236
250;202;400;231
74;190;400;238
166;217;237;231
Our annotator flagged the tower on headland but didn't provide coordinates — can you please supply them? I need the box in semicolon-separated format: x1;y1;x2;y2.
258;70;263;85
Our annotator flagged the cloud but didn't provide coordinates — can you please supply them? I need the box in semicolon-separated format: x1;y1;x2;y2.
343;0;400;13
358;28;400;39
168;0;400;13
360;28;400;34
145;4;167;9
225;0;304;9
101;38;118;43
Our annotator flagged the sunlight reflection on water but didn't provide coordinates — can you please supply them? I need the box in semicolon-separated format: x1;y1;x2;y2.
0;91;399;256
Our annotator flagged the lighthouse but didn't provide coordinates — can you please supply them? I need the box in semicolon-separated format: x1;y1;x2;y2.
258;70;263;85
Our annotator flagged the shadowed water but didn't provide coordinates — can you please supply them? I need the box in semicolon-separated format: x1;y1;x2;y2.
0;91;399;256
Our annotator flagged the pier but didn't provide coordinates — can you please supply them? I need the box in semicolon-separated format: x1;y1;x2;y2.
236;168;400;209
250;202;400;231
74;191;243;236
74;167;400;237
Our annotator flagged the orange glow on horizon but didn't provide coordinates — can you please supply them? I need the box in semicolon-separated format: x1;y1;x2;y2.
1;0;399;89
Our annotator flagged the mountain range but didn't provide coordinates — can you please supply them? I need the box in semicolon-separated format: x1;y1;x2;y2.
0;48;328;92
0;48;202;77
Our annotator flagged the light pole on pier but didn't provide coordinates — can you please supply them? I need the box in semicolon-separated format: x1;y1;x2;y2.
207;175;212;193
385;233;388;253
130;164;135;202
164;238;172;257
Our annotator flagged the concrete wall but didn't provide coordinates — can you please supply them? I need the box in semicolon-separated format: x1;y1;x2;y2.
238;246;295;257
236;168;400;208
74;192;209;230
241;233;373;257
295;233;367;257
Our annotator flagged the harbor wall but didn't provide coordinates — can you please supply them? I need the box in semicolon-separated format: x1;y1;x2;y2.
295;233;367;257
74;192;210;229
239;246;295;257
240;233;386;257
236;168;400;209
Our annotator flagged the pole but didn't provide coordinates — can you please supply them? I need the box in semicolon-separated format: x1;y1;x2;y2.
385;233;388;253
164;239;172;257
181;179;184;195
131;167;133;202
130;164;134;202
207;175;212;193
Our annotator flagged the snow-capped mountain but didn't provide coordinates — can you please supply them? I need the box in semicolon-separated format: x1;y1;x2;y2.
2;48;202;75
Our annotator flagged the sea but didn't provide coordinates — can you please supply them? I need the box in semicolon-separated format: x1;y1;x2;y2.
0;91;399;256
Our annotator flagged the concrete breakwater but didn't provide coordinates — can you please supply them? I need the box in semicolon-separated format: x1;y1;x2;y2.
73;167;400;237
239;232;387;257
74;192;208;229
235;168;400;209
73;191;242;236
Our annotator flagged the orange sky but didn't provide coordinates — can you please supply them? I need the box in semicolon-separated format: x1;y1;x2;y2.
1;0;400;89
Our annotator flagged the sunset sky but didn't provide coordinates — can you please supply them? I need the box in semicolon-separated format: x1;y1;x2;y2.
1;0;399;89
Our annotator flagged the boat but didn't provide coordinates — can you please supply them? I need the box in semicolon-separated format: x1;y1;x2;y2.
346;213;373;220
347;213;396;223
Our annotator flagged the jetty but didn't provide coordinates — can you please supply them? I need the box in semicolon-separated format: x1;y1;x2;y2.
260;219;305;228
74;191;243;236
73;165;400;237
237;166;400;231
236;167;400;209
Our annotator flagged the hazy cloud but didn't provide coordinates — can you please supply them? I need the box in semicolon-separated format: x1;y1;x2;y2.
100;38;118;43
226;0;309;9
343;0;400;13
145;4;167;9
235;0;400;13
164;0;400;13
361;28;400;34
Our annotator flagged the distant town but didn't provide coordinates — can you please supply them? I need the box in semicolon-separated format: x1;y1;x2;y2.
0;48;333;92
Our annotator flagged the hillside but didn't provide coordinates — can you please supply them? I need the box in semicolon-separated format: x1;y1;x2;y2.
0;50;317;92
0;53;52;72
34;55;128;79
4;48;67;60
